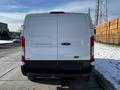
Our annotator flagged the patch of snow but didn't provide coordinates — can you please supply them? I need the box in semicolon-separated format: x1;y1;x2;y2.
0;40;13;44
95;42;120;90
95;42;120;60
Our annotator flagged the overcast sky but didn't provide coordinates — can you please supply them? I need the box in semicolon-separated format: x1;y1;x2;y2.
0;0;120;31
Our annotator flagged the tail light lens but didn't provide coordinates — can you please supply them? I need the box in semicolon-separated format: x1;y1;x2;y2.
21;35;25;60
91;36;94;47
90;36;94;62
21;35;25;47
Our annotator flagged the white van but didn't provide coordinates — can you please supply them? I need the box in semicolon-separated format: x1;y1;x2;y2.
21;12;94;79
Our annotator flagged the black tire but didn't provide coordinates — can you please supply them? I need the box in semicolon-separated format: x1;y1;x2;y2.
81;74;90;81
21;66;27;76
27;74;37;82
83;75;90;81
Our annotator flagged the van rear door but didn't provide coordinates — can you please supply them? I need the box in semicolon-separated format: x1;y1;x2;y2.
24;14;58;60
58;14;90;60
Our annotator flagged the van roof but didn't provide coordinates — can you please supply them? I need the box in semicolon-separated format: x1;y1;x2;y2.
25;12;89;18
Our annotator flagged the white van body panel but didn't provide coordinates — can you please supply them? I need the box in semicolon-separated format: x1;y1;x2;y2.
58;14;90;60
24;13;93;61
24;14;58;60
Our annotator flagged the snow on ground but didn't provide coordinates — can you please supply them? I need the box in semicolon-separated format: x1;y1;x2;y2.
95;42;120;60
0;40;13;44
95;42;120;90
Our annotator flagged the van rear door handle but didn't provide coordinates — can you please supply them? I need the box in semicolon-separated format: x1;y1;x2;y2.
61;42;71;46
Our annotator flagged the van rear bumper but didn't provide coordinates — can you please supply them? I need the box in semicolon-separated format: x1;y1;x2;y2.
21;60;93;77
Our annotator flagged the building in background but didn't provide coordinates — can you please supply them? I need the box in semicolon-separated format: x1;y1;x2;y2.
0;22;10;40
9;31;21;39
0;22;21;40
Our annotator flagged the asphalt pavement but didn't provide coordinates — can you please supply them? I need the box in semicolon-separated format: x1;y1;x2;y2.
0;44;103;90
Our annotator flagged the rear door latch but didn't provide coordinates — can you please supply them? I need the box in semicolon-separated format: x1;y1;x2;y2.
61;42;71;46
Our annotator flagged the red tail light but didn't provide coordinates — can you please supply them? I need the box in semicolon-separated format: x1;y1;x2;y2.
21;35;25;47
91;36;94;47
21;35;25;60
90;36;94;62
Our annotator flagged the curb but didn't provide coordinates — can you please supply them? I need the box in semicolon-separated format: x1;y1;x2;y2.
93;69;117;90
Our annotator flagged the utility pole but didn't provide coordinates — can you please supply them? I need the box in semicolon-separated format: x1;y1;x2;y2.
95;0;108;25
88;8;91;16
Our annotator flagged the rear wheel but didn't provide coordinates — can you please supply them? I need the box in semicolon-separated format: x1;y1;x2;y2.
80;73;90;81
27;74;37;81
21;66;27;76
